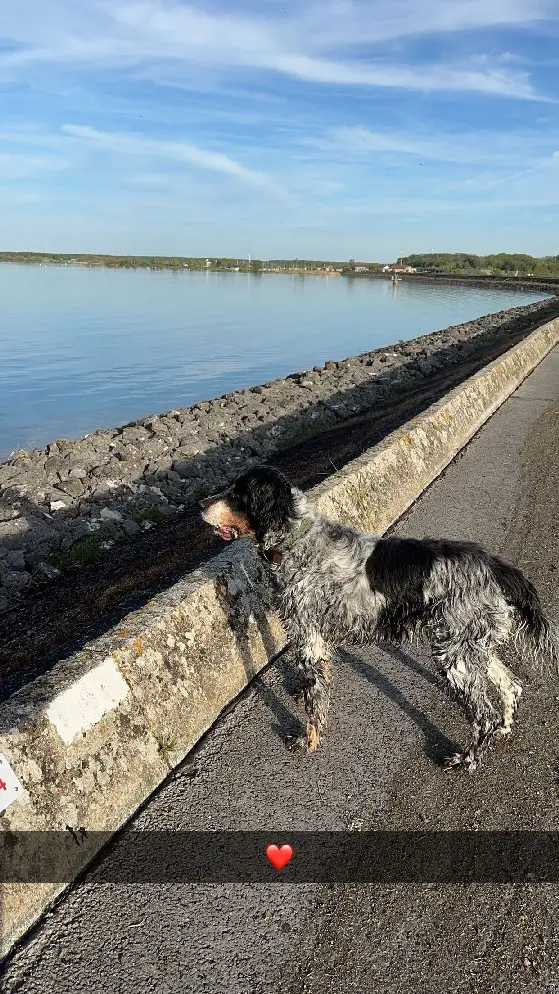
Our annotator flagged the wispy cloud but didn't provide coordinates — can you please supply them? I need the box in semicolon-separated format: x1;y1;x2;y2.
253;54;537;98
61;124;290;198
306;124;559;167
292;0;553;47
0;151;70;179
0;0;552;98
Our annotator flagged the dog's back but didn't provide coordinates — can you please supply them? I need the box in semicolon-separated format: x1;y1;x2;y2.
364;535;557;664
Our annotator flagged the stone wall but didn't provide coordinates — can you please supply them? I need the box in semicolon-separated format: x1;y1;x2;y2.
0;292;557;611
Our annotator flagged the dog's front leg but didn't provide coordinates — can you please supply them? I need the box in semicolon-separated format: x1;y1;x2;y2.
285;629;333;754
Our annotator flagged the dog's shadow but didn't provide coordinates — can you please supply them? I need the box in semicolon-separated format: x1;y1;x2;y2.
279;642;457;765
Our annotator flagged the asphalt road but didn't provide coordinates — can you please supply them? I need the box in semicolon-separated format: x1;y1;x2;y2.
3;346;559;993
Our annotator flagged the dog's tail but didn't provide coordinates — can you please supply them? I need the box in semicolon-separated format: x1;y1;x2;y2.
491;555;559;667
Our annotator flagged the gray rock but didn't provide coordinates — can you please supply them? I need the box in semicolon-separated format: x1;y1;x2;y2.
0;505;20;523
49;500;70;513
0;568;32;589
44;455;67;475
4;549;25;569
33;562;61;581
57;479;87;499
99;507;123;523
0;516;30;550
24;544;57;568
122;518;141;537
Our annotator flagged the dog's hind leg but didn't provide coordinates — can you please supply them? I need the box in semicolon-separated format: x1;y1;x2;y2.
285;630;333;754
435;644;501;771
486;654;523;738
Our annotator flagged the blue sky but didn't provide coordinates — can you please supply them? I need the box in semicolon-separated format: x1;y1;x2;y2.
1;0;559;260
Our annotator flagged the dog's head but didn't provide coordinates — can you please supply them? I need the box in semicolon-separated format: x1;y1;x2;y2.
200;465;296;546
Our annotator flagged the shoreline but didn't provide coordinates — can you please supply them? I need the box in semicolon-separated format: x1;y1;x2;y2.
352;272;559;292
2;256;559;290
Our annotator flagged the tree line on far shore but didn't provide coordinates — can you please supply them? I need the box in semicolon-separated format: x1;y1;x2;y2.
401;253;559;277
1;251;559;278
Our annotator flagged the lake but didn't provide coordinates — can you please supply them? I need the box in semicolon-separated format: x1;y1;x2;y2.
0;263;548;460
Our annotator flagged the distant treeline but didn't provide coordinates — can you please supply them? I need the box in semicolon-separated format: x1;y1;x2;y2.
1;250;558;277
0;252;349;273
0;252;381;275
0;252;256;271
401;253;559;277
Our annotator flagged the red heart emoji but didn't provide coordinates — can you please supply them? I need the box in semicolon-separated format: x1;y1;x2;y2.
265;843;293;871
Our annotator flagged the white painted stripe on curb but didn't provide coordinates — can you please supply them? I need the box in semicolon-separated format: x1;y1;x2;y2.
0;753;23;814
46;657;130;745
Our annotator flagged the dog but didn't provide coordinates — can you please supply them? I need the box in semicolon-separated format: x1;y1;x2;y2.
201;465;558;770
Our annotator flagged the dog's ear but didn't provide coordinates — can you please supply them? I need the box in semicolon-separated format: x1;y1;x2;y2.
239;468;294;543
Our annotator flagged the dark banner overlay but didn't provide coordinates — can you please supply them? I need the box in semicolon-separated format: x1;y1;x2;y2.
1;832;559;884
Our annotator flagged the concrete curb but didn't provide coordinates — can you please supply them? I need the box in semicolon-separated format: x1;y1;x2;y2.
1;317;558;957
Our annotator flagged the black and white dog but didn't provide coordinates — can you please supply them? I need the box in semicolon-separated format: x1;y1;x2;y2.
201;465;557;770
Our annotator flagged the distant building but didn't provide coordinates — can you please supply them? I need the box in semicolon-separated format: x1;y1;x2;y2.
354;266;369;273
382;263;416;274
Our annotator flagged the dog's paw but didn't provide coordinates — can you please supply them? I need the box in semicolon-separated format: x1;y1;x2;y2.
494;722;513;738
442;748;478;772
284;734;308;754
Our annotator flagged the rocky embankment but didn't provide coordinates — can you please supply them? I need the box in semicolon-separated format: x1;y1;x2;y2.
399;276;559;293
0;293;557;612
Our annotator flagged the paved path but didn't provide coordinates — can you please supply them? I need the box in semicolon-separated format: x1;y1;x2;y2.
3;347;559;993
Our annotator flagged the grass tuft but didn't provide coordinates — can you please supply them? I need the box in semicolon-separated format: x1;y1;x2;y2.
133;504;166;524
50;535;102;569
157;737;178;765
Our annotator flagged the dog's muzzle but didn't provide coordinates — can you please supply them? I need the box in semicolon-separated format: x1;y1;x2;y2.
199;496;240;542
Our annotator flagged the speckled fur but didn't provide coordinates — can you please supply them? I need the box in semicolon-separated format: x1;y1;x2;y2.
201;466;558;770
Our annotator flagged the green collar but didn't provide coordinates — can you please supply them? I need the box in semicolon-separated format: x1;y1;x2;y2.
278;517;313;553
262;517;313;568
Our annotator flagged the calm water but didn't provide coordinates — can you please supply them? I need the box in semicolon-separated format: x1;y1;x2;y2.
0;264;548;460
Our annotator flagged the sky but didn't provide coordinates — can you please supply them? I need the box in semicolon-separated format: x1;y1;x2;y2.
1;0;559;260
